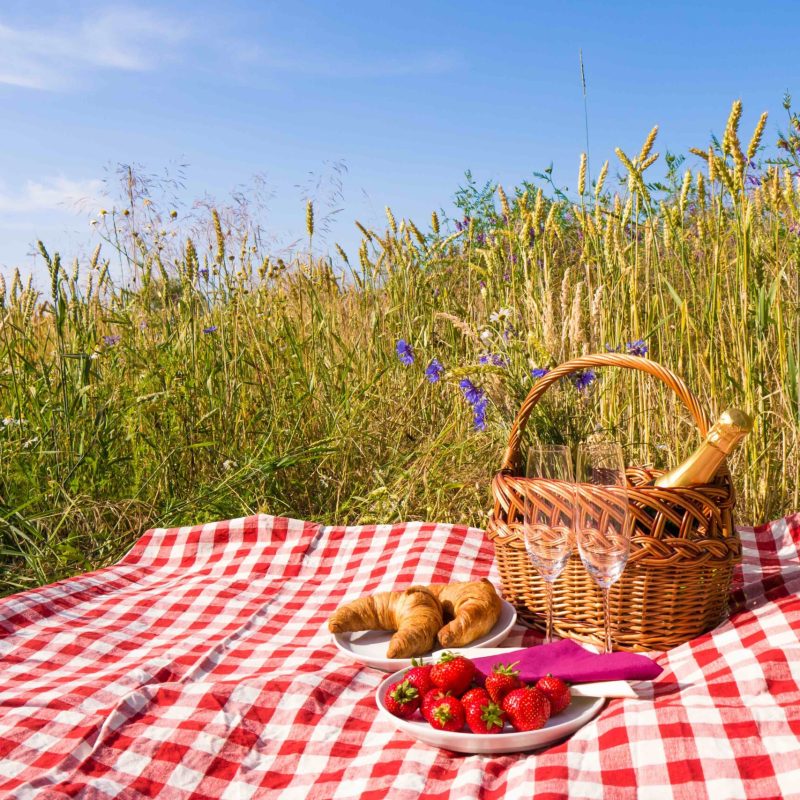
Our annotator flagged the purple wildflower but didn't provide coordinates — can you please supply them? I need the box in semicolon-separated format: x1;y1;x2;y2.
199;267;209;279
479;353;508;368
458;379;489;431
604;343;622;353
472;395;488;431
626;339;648;357
459;378;483;406
203;325;218;334
103;335;121;347
531;367;549;379
476;232;486;245
396;339;414;366
425;358;444;383
572;370;597;392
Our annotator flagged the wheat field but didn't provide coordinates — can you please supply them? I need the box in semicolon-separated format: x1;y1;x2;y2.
1;100;798;594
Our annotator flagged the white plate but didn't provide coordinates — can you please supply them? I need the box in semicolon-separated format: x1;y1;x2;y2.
332;599;517;672
375;666;605;754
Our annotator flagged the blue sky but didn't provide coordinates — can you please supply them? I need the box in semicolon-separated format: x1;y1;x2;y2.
1;0;798;280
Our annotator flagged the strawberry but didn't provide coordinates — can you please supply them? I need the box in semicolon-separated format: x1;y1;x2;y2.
535;674;571;715
460;687;491;712
428;695;465;732
501;687;551;732
383;679;420;719
430;651;475;696
404;658;434;696
421;688;449;723
465;699;507;734
485;661;522;705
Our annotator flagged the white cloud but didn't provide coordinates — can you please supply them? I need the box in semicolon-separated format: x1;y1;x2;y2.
0;177;105;214
0;8;188;90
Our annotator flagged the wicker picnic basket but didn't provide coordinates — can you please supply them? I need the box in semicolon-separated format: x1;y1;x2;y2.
487;352;740;652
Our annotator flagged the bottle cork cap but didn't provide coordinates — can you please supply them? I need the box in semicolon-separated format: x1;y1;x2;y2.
718;408;754;433
709;408;754;453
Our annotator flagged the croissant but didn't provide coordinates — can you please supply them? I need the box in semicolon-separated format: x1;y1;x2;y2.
328;586;443;658
427;579;502;648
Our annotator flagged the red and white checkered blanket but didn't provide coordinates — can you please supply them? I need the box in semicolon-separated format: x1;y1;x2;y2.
1;513;799;800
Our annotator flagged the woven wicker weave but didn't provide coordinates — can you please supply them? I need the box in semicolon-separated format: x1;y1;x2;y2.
487;352;740;652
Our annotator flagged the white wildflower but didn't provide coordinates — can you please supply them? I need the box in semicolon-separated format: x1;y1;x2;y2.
479;329;492;343
489;307;514;324
222;459;238;471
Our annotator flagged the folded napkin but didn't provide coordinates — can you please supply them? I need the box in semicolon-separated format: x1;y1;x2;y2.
471;639;663;684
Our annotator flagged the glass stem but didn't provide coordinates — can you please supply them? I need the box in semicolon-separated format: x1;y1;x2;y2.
602;587;612;653
544;579;554;644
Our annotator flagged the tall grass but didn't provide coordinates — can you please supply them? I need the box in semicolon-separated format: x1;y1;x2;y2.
1;100;798;593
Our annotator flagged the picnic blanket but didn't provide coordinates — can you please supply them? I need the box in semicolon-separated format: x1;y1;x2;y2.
0;513;799;800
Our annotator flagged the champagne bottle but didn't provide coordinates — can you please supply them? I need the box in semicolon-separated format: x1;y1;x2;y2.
653;408;753;488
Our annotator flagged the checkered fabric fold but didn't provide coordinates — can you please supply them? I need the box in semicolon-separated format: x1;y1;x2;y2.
1;513;799;799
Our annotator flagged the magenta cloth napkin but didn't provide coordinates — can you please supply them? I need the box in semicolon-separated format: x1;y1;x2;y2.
471;639;663;684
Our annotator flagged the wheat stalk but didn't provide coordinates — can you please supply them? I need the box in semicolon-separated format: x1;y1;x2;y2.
747;111;769;160
595;160;609;199
637;125;659;164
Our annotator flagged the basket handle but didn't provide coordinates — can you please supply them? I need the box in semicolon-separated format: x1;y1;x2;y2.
500;352;712;471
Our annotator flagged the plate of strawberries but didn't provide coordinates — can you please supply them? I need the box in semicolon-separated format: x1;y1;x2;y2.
375;651;604;754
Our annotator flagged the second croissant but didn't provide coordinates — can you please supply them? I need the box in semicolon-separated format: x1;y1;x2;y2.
328;579;503;658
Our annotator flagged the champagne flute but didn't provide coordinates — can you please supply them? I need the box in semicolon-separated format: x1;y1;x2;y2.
522;445;575;644
575;441;630;653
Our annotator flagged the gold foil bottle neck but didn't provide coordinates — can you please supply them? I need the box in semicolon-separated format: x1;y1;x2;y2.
653;407;753;489
707;408;754;453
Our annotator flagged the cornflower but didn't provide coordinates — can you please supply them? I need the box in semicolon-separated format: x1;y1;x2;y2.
459;378;483;406
572;370;597;392
203;325;218;334
103;335;121;347
425;358;444;383
396;339;414;365
531;367;549;379
626;339;648;357
479;354;507;367
458;379;488;431
472;395;488;431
